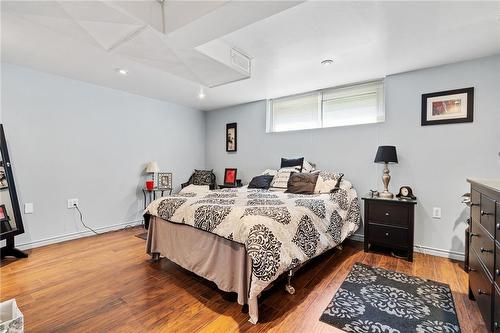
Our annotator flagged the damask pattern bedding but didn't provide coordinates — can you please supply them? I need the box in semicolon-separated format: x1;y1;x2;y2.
144;178;361;301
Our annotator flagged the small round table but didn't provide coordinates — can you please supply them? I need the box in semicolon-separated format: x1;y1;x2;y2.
142;188;172;209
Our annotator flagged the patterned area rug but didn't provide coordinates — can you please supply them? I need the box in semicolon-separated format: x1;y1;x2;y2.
319;263;460;333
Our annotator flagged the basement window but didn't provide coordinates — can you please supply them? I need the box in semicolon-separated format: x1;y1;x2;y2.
266;80;385;132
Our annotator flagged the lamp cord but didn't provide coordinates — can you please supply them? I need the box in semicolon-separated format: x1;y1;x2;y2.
74;204;100;235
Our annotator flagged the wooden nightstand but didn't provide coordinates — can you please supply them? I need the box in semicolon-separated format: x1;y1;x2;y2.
362;195;417;261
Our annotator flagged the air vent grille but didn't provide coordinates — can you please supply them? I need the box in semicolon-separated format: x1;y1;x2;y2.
231;49;251;74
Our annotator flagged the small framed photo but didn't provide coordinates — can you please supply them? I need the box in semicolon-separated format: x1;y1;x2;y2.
421;87;474;126
224;168;237;186
226;123;237;152
0;204;8;222
157;172;172;190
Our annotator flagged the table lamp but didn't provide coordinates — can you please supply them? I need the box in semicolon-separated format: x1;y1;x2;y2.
145;161;159;190
374;146;398;198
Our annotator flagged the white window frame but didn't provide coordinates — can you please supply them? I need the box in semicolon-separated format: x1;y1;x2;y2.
266;80;385;133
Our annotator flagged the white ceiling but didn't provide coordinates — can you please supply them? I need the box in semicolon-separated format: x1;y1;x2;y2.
2;1;500;111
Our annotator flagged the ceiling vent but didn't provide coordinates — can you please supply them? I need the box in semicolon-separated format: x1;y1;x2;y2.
231;49;251;75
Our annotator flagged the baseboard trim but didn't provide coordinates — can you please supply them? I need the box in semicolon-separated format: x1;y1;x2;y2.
17;219;144;250
348;234;465;261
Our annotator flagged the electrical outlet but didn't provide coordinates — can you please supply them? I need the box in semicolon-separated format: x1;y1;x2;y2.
432;207;442;219
24;203;34;214
67;198;79;208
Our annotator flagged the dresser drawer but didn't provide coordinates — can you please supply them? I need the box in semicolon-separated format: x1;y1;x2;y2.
495;284;500;331
367;224;408;249
481;194;496;238
470;251;493;329
471;220;495;278
367;202;409;227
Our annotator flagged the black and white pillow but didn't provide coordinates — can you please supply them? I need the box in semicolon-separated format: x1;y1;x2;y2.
270;167;300;192
314;171;344;193
192;169;213;185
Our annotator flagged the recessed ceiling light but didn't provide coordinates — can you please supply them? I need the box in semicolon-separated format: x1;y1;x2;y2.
115;68;128;76
198;88;205;99
321;59;334;67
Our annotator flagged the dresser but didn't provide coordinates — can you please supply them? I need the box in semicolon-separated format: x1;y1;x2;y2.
362;195;417;261
468;179;500;332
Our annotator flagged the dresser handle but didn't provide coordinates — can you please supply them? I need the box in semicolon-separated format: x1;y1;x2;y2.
468;267;477;272
480;247;493;253
385;232;389;236
494;322;499;329
481;210;491;216
496;269;500;276
478;289;489;295
497;223;500;230
385;212;390;216
470;233;478;238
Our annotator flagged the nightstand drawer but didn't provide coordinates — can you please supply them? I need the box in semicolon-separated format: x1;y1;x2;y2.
368;202;409;227
367;224;408;249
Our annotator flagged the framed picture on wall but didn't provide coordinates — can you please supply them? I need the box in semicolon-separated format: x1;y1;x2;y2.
224;168;237;186
421;87;474;126
157;172;172;190
226;123;237;152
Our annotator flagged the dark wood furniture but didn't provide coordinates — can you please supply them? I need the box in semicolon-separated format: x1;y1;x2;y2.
362;195;417;261
468;179;500;332
218;179;242;189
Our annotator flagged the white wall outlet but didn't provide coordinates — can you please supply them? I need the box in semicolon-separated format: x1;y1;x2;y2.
24;203;34;214
432;207;442;219
67;198;79;208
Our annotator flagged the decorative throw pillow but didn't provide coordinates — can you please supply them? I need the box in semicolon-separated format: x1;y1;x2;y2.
248;175;274;189
192;169;213;185
270;167;299;191
286;173;319;194
280;157;304;172
314;171;344;193
302;160;316;173
261;169;278;176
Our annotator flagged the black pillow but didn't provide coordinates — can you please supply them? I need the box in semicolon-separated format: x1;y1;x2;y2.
248;175;274;189
280;157;304;172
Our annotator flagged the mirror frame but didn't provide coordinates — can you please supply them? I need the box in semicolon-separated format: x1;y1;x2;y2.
0;124;24;240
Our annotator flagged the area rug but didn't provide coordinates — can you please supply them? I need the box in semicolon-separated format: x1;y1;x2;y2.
319;263;460;333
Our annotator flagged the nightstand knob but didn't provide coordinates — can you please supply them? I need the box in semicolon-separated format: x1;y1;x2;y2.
496;269;500;276
385;212;390;216
385;232;389;236
494;321;499;329
497;223;500;230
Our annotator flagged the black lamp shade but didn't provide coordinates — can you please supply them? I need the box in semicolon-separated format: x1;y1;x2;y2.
374;145;398;163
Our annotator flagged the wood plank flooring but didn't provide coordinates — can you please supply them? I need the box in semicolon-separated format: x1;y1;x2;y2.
0;227;487;333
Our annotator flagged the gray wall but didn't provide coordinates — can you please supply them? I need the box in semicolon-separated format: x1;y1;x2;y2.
205;55;500;259
1;64;206;248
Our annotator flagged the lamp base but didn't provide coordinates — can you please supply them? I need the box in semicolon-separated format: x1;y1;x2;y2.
379;191;394;199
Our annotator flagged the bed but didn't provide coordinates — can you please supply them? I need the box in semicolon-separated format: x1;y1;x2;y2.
144;179;360;323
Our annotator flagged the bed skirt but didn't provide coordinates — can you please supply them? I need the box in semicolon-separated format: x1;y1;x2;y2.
146;216;259;323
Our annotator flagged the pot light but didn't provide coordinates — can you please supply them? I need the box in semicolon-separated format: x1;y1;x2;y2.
115;68;128;76
198;88;205;99
321;59;334;67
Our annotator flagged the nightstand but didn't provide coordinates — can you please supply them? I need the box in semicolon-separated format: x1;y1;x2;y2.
218;180;243;189
362;195;417;261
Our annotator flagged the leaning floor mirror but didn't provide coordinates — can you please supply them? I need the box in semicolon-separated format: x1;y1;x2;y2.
0;124;27;259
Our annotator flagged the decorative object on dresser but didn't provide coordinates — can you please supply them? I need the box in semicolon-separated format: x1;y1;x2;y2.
145;161;159;190
467;178;500;332
0;124;27;260
421;87;474;126
223;168;237;186
396;185;416;200
374;145;398;198
226;122;237;152
157;172;172;190
362;195;416;261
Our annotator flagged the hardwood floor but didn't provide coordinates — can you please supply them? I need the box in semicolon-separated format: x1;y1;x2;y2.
0;227;486;333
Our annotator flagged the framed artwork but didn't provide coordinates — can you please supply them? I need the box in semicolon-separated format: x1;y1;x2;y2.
224;168;237;186
226;123;237;152
0;204;8;222
157;172;172;190
0;161;7;189
421;87;474;126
